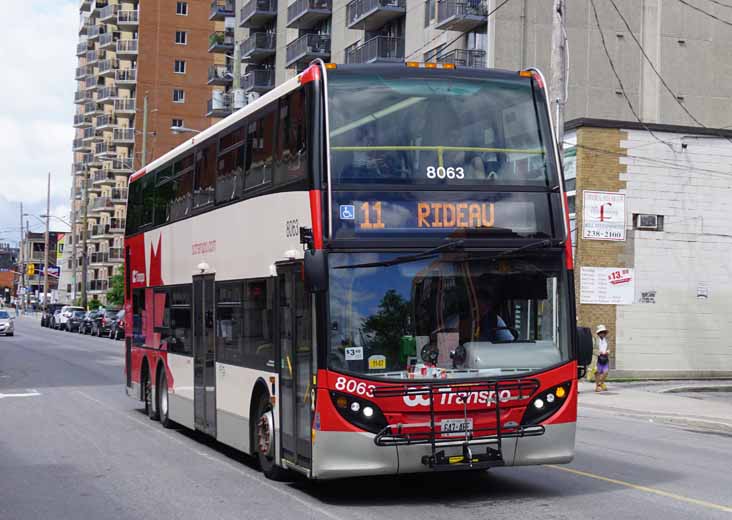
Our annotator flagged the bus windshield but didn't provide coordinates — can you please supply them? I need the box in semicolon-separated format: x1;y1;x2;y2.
328;252;569;380
328;68;556;186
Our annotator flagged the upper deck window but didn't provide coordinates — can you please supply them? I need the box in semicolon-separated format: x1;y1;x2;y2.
327;68;556;188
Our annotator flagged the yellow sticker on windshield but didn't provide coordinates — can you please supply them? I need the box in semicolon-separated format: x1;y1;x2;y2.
368;355;386;370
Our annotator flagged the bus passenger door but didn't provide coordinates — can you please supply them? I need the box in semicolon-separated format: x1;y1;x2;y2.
277;263;313;471
193;274;216;436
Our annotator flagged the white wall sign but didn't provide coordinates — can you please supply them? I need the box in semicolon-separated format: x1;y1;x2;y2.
583;191;626;241
580;267;635;305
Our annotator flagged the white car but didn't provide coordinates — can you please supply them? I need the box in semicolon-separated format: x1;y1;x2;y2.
0;310;14;336
57;306;85;331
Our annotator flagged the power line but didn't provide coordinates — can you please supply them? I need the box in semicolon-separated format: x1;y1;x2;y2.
676;0;732;26
406;0;514;61
608;0;732;146
702;0;732;9
588;0;674;149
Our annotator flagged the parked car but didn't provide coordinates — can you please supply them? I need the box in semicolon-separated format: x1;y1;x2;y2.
108;309;125;340
51;309;63;329
41;303;64;327
0;310;15;336
66;310;87;332
93;309;120;337
57;306;85;331
79;311;100;335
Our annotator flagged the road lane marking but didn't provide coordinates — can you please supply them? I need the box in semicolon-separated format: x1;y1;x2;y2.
73;390;347;520
547;465;732;514
0;389;41;399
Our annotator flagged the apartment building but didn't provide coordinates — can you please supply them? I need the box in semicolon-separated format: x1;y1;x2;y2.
64;0;215;304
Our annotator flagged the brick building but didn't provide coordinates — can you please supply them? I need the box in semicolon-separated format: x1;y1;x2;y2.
566;119;732;378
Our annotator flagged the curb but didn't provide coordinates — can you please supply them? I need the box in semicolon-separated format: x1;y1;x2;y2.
580;403;732;433
661;385;732;394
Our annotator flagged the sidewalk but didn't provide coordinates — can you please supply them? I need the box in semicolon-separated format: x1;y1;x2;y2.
578;380;732;433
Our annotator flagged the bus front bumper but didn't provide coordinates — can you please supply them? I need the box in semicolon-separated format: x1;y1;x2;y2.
311;422;575;479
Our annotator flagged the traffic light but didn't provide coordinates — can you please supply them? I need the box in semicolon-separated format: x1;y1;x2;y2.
26;264;35;277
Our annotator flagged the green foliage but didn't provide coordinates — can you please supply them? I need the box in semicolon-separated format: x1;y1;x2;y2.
361;290;411;356
106;265;124;307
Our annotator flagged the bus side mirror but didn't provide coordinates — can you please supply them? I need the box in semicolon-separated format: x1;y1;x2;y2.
304;249;328;293
576;326;593;367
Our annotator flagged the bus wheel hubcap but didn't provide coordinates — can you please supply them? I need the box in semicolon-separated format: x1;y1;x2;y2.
161;381;168;416
258;411;273;457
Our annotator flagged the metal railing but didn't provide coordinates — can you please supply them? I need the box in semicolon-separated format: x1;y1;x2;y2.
117;9;139;25
74;90;91;103
76;41;89;56
240;0;277;26
115;68;137;83
96;114;115;128
209;30;235;49
287;0;332;25
116;39;139;54
113;128;135;142
99;32;117;48
98;58;118;75
345;35;404;63
95;142;116;156
87;280;109;291
110;187;128;200
347;0;405;27
90;197;112;211
210;0;235;18
97;86;118;100
73;114;92;126
437;48;486;68
92;170;115;184
99;4;117;20
88;25;103;39
86;50;98;63
111;158;134;171
114;98;135;113
208;64;232;83
84;76;98;90
286;33;331;65
242;69;274;91
437;0;488;22
240;32;276;57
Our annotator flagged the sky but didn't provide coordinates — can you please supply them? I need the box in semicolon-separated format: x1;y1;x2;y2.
0;1;79;246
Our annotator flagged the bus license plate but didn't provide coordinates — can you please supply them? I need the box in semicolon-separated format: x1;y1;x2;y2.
440;418;473;437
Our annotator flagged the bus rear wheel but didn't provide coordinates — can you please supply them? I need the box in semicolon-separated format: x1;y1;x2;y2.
254;394;289;481
158;371;173;429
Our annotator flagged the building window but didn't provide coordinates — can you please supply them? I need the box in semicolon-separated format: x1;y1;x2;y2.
176;2;188;15
424;0;436;27
175;31;187;45
173;89;185;103
172;119;183;128
174;59;186;74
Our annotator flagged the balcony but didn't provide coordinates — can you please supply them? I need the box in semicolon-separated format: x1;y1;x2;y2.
86;50;98;64
85;100;102;116
84;76;100;91
99;4;117;22
346;0;405;31
76;41;89;57
209;0;235;20
242;69;274;94
117;9;139;28
95;142;116;158
75;65;88;80
240;0;277;28
87;280;109;292
74;90;92;104
97;87;118;104
116;39;138;57
95;114;116;130
88;25;104;41
110;187;128;202
73;138;91;152
240;32;276;62
345;36;404;64
286;33;330;68
79;21;91;36
82;126;103;143
89;251;110;265
206;92;233;118
90;197;112;213
73;113;92;128
435;0;488;31
113;128;135;144
91;170;116;185
437;48;486;68
287;0;331;29
90;224;112;238
208;30;235;53
111;158;134;172
114;98;135;114
115;68;137;85
99;32;118;50
208;64;232;86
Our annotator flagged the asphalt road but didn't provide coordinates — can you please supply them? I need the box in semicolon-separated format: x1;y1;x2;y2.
1;319;731;520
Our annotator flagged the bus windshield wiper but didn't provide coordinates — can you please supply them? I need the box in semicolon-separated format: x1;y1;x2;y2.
334;239;465;269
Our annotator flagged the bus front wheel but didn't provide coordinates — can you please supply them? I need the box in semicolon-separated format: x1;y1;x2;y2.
158;370;173;429
254;394;289;481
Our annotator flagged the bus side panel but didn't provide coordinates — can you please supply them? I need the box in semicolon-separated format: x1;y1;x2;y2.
168;352;195;430
127;345;145;400
215;364;277;454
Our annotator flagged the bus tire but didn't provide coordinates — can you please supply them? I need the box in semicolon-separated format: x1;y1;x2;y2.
254;393;289;481
143;367;158;420
158;369;173;429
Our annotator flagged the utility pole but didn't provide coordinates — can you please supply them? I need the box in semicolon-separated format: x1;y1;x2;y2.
43;172;50;312
18;202;24;312
550;0;568;161
141;94;149;168
81;167;89;308
70;205;77;303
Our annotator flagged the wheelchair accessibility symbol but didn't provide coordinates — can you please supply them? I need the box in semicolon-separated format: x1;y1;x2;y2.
339;205;355;220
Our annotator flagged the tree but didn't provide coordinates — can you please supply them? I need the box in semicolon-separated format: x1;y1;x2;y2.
106;265;124;307
361;289;411;356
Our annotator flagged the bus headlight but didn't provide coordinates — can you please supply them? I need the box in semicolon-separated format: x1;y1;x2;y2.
521;382;572;426
330;391;387;434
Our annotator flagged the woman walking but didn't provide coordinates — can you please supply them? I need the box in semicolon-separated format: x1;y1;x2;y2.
594;324;610;392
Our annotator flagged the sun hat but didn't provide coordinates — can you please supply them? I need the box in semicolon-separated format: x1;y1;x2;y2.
596;324;608;334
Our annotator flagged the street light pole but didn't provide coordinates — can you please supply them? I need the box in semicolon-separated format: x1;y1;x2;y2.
19;202;24;312
81;167;89;308
43;172;50;312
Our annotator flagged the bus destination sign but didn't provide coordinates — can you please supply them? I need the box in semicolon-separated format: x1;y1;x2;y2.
332;191;555;240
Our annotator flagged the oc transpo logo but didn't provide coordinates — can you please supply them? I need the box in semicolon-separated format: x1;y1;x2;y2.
131;270;146;284
402;387;513;408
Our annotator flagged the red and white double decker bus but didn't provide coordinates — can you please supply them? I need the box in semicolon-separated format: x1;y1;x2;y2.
124;61;593;480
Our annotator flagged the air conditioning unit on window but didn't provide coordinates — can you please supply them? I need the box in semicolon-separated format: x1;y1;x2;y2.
637;214;658;230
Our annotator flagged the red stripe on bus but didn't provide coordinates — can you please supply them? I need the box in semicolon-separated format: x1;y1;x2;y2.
309;190;324;249
563;192;573;270
129;168;146;183
299;64;321;85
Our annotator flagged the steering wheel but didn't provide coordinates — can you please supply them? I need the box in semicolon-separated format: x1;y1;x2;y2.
486;326;520;341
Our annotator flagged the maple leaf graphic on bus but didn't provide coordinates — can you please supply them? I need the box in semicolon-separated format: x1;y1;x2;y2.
149;235;163;287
